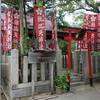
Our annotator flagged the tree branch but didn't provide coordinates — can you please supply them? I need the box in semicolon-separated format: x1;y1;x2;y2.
85;0;94;8
64;7;93;13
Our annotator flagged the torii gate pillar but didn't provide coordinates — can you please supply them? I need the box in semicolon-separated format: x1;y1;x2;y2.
67;31;72;91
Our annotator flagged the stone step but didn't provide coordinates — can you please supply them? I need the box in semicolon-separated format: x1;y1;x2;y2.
71;72;83;76
70;81;85;87
71;73;79;76
71;76;82;82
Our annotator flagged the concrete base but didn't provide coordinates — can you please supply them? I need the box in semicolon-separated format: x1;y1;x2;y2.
84;78;95;85
2;81;51;99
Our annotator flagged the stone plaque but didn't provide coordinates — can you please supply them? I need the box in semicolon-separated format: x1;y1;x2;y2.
28;50;56;63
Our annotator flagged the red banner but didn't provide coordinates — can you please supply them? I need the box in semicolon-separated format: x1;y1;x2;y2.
88;14;98;51
3;8;13;51
78;13;98;51
1;19;4;30
12;11;20;49
96;14;100;50
81;33;88;50
80;14;89;50
51;11;59;50
2;8;20;51
83;13;89;29
34;6;46;50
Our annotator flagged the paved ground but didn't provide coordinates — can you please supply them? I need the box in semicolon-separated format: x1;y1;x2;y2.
50;85;100;100
1;94;6;100
1;82;100;100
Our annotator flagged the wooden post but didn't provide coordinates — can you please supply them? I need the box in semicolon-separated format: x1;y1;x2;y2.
56;50;62;76
2;53;6;78
23;56;28;83
50;62;54;94
19;0;24;54
95;55;98;74
28;51;56;98
73;50;80;73
34;63;37;82
82;50;89;79
41;63;45;81
31;63;37;99
11;49;19;87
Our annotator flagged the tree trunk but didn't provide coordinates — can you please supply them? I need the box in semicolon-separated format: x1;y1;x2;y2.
19;0;24;54
19;0;24;81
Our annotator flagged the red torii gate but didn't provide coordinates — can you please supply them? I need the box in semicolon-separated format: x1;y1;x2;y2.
59;25;97;91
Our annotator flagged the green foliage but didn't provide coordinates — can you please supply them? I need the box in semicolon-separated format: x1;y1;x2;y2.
35;0;56;9
34;3;43;7
91;2;100;13
56;11;71;27
1;5;8;9
59;39;68;55
58;0;100;13
71;11;84;27
20;32;35;56
91;51;100;55
2;0;20;10
35;0;100;28
53;70;73;89
56;0;100;27
19;78;22;83
59;39;77;55
71;41;77;51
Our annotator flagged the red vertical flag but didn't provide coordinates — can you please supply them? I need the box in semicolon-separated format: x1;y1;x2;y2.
83;13;89;29
79;13;98;51
3;8;13;51
81;13;89;50
1;19;4;30
96;14;100;50
52;11;59;50
3;9;20;51
88;14;98;51
12;11;20;49
34;6;46;50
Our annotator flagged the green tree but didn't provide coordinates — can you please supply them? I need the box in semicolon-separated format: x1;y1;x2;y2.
56;0;100;27
59;39;68;55
56;11;71;27
2;0;20;10
57;0;100;13
71;11;84;27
